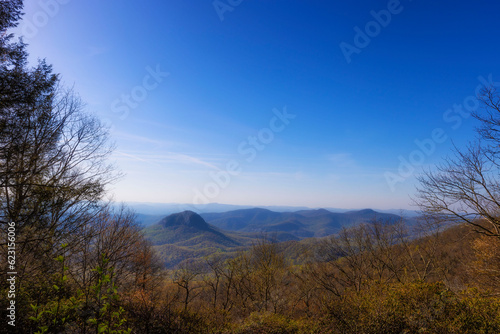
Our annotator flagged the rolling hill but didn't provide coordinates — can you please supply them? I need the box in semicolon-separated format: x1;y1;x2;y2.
144;210;239;247
200;208;401;238
143;208;405;268
143;211;249;267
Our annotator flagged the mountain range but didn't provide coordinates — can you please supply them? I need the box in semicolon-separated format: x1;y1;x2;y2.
127;202;419;225
201;207;401;238
143;208;406;268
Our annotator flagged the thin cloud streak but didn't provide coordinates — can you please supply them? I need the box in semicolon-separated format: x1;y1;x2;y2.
113;131;178;148
114;150;220;170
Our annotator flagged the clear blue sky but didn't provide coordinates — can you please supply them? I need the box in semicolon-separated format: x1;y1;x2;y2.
13;0;500;209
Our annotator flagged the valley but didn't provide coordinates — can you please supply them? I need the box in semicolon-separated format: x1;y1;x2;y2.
142;207;406;267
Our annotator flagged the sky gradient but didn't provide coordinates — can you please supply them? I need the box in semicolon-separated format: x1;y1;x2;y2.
13;0;500;209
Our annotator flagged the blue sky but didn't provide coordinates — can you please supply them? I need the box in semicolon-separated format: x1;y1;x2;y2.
13;0;500;209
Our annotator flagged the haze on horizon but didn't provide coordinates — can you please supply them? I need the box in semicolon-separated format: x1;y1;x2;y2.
15;1;500;210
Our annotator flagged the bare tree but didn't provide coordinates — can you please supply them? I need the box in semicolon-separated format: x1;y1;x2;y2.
474;87;500;151
289;265;320;317
250;237;288;313
203;253;225;311
0;3;119;310
415;87;500;237
309;219;409;299
172;260;203;311
0;3;162;332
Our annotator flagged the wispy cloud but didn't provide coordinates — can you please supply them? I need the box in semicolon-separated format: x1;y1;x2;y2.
114;150;220;170
168;153;220;170
113;131;178;149
114;151;160;166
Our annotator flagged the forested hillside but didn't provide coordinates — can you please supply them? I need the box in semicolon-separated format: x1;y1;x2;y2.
143;209;405;268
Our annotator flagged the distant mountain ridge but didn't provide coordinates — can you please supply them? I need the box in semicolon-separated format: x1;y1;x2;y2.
128;202;419;227
200;208;401;238
126;202;315;217
143;208;405;267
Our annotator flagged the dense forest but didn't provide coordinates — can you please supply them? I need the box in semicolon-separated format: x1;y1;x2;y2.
2;1;500;333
